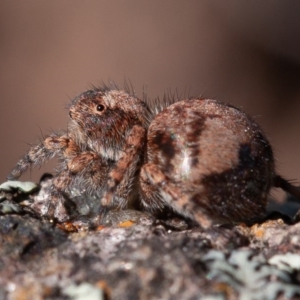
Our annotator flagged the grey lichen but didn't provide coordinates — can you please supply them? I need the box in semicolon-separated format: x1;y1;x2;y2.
0;180;38;214
203;249;300;300
0;180;37;195
63;282;104;300
268;252;300;272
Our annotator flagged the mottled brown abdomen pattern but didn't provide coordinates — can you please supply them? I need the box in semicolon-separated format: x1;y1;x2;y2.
141;99;275;226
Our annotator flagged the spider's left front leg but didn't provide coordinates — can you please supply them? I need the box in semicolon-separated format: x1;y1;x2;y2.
7;134;80;180
100;125;146;212
32;169;74;222
35;154;90;222
34;151;109;222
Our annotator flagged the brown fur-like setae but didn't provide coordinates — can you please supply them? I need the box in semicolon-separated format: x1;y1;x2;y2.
7;86;300;227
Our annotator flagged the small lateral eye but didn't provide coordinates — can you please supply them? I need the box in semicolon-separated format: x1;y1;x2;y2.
96;104;105;112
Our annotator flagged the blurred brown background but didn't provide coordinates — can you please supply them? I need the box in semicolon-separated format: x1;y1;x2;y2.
1;1;300;200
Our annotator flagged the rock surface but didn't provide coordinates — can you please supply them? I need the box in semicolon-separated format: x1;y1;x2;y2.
1;181;300;299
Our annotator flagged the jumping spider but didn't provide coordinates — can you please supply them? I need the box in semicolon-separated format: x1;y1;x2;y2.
7;85;300;228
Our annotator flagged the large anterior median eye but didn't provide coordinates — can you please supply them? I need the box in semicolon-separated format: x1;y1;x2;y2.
97;104;105;112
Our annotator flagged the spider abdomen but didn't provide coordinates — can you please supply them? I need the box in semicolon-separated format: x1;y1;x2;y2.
141;98;275;226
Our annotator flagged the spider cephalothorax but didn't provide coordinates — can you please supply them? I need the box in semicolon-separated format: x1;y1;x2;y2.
69;88;150;160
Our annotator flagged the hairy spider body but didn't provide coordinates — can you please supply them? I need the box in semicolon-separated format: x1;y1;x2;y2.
8;86;300;227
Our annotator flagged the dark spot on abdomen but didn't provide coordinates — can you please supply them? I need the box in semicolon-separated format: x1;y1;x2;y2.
152;131;176;159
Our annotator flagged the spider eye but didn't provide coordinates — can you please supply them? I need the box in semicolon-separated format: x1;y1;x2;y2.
96;104;105;112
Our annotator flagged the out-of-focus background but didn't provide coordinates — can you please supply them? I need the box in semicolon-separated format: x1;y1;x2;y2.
1;1;300;200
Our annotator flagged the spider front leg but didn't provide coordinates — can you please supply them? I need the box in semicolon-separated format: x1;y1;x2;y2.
100;125;146;211
67;151;110;193
140;163;213;229
32;151;109;222
7;134;82;222
7;134;80;180
32;169;74;222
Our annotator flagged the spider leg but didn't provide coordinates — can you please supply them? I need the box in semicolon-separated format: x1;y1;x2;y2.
32;152;110;222
68;151;109;193
7;134;80;180
140;163;213;229
32;169;73;222
100;125;146;209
